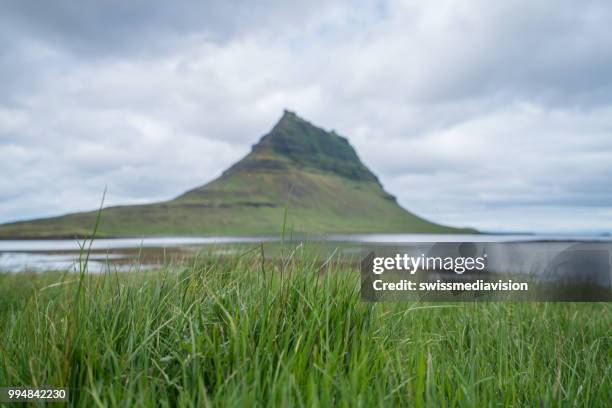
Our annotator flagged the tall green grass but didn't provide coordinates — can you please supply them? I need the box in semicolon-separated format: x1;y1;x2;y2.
0;247;610;407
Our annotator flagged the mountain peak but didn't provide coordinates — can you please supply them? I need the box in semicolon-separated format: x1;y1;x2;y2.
230;110;378;181
271;109;317;134
0;109;471;238
279;108;299;121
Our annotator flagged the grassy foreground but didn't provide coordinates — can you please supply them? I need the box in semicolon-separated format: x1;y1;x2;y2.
0;249;610;407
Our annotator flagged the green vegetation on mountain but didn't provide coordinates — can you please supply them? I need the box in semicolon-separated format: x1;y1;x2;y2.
0;111;473;238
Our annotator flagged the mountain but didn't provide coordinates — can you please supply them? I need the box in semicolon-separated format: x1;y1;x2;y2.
0;111;473;238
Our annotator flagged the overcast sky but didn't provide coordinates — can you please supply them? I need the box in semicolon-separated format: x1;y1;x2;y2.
1;0;611;233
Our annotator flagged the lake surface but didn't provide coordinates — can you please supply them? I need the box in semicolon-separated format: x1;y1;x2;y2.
1;233;610;273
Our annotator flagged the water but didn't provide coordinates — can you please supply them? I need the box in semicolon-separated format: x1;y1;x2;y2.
326;233;611;243
0;236;277;252
1;233;610;273
0;252;127;273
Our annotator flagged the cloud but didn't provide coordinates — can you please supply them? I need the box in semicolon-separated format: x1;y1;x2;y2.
364;104;612;231
1;0;611;232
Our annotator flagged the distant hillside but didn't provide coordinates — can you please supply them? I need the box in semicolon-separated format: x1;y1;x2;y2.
0;111;474;238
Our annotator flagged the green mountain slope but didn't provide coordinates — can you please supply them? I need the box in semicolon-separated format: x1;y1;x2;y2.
0;111;473;238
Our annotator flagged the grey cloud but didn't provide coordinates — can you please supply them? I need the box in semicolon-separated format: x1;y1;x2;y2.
1;0;612;232
0;0;347;56
317;0;612;108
